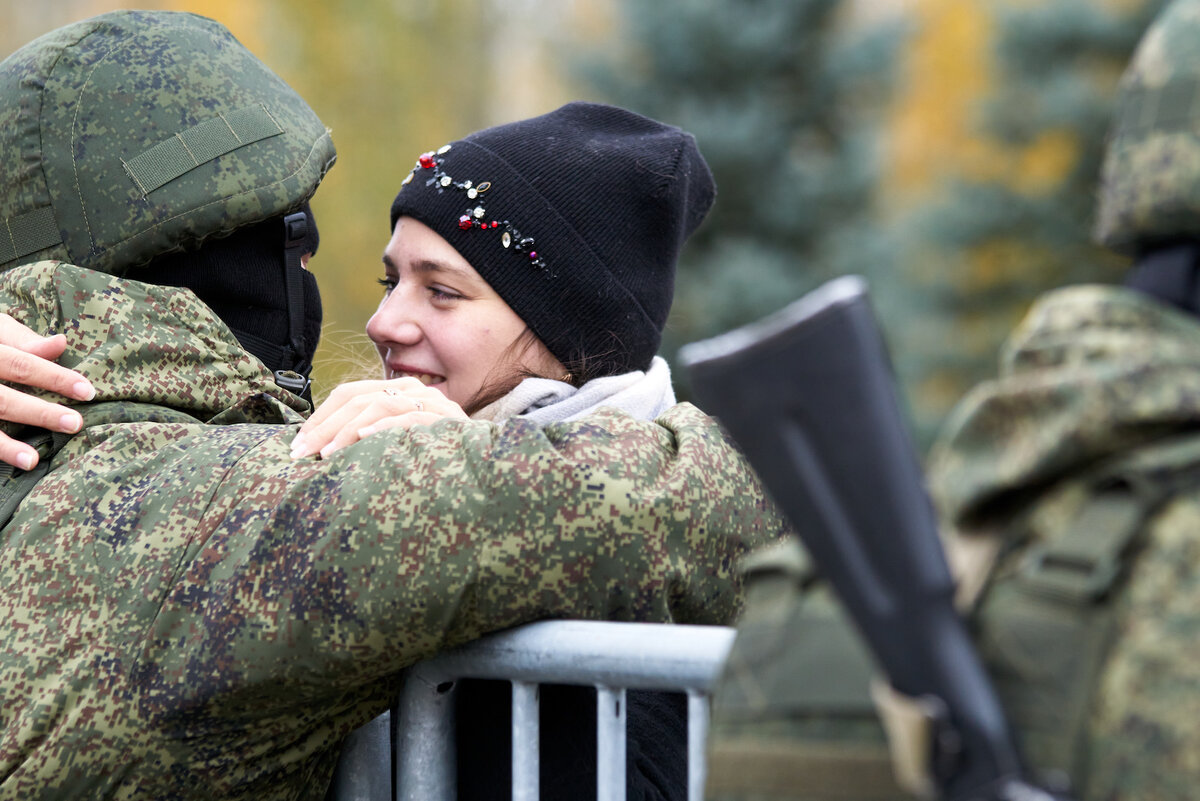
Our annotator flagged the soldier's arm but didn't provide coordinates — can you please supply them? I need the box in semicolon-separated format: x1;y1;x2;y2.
163;405;787;699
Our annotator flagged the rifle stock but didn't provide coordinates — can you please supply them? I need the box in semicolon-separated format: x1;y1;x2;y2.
680;276;1067;801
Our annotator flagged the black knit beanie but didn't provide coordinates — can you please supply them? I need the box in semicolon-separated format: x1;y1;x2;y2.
389;101;715;378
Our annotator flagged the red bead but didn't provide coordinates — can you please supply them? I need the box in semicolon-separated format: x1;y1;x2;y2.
491;221;500;228
458;215;473;230
529;251;538;260
419;153;436;169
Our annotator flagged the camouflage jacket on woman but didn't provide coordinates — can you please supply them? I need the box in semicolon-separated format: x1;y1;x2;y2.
929;283;1200;801
0;261;789;801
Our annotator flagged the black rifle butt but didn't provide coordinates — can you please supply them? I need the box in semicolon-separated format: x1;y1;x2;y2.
679;276;1033;801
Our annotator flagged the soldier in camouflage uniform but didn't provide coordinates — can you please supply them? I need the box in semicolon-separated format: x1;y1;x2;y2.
927;0;1200;796
709;1;1200;800
0;11;789;800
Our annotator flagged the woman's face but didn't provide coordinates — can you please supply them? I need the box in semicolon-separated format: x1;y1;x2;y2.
367;216;564;410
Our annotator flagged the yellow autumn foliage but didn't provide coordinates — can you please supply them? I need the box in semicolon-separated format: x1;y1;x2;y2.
885;0;1094;204
879;0;1157;438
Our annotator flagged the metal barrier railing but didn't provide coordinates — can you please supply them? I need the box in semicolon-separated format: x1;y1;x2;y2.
327;620;736;801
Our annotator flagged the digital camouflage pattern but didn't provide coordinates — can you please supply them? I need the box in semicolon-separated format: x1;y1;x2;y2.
928;283;1200;800
0;10;335;275
1095;0;1200;253
0;260;790;800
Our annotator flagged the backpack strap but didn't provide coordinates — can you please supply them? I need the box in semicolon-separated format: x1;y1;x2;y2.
1017;472;1180;604
946;526;1005;610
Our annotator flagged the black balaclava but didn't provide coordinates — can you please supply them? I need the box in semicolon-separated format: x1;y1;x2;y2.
1125;240;1200;316
147;204;323;401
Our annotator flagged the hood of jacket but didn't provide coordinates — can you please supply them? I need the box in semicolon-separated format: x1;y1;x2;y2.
0;260;309;429
928;283;1200;528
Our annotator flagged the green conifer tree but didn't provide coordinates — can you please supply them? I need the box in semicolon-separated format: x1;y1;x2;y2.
583;0;1164;445
884;0;1166;441
576;0;902;395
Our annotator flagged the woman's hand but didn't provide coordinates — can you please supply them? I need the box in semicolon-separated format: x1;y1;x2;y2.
289;377;468;459
0;314;96;470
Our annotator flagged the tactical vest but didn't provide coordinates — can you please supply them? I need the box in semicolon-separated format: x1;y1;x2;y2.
706;432;1200;801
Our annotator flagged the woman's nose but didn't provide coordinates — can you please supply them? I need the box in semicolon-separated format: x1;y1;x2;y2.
366;292;423;347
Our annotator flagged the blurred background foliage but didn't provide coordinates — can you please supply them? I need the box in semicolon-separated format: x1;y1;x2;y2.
0;0;1168;449
877;0;1166;440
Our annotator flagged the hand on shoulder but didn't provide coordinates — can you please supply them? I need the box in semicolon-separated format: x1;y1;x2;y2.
0;313;95;470
290;377;468;459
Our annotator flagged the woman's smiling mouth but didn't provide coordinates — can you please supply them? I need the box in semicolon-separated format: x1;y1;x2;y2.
388;368;445;387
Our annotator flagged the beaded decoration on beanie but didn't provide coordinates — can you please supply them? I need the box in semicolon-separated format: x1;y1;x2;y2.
389;101;715;379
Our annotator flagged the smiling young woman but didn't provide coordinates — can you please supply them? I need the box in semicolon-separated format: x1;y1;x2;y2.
291;101;714;460
367;216;566;414
292;102;733;800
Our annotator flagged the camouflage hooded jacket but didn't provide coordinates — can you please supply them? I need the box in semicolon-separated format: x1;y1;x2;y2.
0;261;789;801
928;283;1200;800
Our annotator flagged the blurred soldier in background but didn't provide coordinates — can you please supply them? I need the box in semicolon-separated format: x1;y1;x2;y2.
708;1;1200;799
927;0;1200;795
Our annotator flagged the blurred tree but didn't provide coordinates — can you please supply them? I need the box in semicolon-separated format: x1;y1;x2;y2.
584;0;1166;446
880;0;1166;442
577;0;904;398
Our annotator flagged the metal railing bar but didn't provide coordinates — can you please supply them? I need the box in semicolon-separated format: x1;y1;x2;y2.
596;685;627;801
394;670;458;801
401;621;736;690
390;621;737;801
325;711;391;801
511;680;539;801
686;690;709;801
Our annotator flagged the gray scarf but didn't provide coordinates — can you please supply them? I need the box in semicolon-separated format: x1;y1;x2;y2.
472;356;676;425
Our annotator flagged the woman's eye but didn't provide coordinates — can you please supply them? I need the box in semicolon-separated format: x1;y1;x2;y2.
376;277;397;295
429;286;462;302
